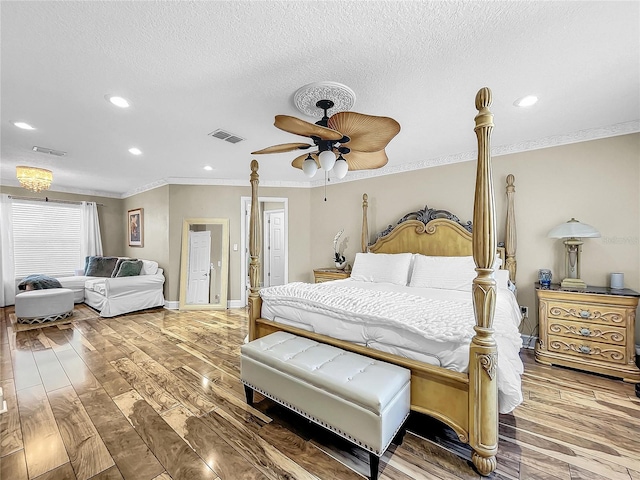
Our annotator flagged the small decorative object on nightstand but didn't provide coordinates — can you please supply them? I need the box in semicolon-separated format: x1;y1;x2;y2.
313;267;351;283
535;283;640;386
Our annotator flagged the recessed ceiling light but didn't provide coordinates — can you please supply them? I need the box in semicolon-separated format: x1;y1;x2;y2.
204;165;213;171
13;121;35;130
514;95;538;107
128;147;142;155
105;95;130;108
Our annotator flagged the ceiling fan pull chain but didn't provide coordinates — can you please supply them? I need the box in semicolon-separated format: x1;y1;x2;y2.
324;171;327;202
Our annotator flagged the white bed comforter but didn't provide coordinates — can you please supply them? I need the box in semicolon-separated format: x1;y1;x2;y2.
260;279;524;413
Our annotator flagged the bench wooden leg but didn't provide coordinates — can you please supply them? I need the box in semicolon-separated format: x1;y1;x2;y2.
392;426;407;446
244;385;254;405
369;453;380;480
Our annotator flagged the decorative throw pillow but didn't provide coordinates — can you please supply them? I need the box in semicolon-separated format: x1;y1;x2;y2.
111;257;137;278
85;256;119;277
115;260;143;277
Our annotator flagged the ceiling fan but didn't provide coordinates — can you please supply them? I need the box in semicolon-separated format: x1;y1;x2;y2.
251;99;401;179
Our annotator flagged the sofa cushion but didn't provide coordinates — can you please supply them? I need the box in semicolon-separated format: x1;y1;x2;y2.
140;259;159;275
111;257;137;278
115;260;143;277
85;256;119;277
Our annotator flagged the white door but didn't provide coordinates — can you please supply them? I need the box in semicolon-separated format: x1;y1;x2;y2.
266;210;285;286
187;231;211;304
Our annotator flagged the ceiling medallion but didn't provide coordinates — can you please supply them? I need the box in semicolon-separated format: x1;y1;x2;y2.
294;81;356;118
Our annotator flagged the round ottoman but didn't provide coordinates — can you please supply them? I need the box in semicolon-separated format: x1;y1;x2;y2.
15;288;74;325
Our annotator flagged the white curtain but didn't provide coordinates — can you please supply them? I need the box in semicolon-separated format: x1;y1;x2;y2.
0;194;15;307
80;201;103;261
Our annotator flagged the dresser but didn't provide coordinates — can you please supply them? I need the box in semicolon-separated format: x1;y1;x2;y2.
313;268;351;283
535;283;640;383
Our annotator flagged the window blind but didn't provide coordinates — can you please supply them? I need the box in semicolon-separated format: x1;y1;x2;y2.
12;200;83;277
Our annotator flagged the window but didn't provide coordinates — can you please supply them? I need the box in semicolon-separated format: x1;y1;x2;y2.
12;200;83;277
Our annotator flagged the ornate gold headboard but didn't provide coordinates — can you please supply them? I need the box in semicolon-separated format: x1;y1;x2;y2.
361;183;515;278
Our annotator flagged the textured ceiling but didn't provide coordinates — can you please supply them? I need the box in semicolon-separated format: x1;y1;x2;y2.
1;1;638;198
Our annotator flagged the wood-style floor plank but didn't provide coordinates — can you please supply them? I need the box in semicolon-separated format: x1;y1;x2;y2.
0;449;28;480
1;305;639;480
32;463;77;480
0;378;24;457
16;384;69;479
47;385;115;480
113;391;218;480
32;348;71;392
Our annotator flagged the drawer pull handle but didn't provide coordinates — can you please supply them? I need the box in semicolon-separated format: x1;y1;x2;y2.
579;345;591;354
579;310;590;318
579;328;592;336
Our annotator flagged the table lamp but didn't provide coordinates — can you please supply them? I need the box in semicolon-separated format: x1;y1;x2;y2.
547;218;600;288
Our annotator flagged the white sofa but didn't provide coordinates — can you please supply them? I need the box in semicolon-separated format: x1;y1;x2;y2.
58;258;165;318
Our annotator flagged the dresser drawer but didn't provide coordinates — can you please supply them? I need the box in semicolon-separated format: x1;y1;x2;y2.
547;318;626;346
546;301;626;326
547;335;626;364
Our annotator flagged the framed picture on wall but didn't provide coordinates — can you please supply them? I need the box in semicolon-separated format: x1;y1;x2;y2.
128;208;144;247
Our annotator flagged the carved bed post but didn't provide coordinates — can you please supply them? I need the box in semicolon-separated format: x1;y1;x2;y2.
361;193;369;252
469;87;498;476
505;174;517;283
248;160;262;341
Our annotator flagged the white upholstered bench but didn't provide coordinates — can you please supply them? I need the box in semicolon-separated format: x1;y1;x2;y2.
241;331;411;480
15;288;74;325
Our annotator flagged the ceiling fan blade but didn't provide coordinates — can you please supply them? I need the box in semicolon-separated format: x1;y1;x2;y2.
291;152;319;170
275;115;343;141
251;143;312;155
327;112;401;152
344;150;389;170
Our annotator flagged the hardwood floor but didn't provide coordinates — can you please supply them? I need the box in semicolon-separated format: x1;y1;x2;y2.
1;305;639;480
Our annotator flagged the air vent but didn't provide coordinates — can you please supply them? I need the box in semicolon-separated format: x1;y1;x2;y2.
208;129;244;144
32;146;67;156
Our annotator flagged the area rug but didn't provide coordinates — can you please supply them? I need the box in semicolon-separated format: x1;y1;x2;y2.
9;303;99;332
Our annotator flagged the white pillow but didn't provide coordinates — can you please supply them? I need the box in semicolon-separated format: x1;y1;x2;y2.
494;269;510;289
350;252;413;286
409;255;506;291
409;255;476;290
140;259;159;275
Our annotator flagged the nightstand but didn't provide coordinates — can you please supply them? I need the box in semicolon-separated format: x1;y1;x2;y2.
535;283;640;383
313;268;351;283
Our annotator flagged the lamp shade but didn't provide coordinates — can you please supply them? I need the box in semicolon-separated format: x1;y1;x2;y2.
547;218;600;239
318;150;336;171
333;155;348;179
302;155;318;177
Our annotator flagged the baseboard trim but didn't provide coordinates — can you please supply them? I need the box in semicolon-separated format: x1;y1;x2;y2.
164;300;179;310
164;300;244;310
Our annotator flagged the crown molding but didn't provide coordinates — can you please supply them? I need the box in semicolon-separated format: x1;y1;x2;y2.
308;120;640;187
3;121;636;198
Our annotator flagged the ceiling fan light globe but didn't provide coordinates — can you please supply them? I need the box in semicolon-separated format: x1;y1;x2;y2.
302;157;318;177
333;158;348;179
318;150;336;171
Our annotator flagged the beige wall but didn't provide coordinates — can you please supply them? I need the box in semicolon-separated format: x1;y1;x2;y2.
308;133;640;340
0;185;124;257
165;184;311;303
122;185;170;292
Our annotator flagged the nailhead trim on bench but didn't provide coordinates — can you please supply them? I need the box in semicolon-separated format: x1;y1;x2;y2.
242;379;409;457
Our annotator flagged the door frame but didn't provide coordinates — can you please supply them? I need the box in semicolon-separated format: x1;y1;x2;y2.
240;196;288;306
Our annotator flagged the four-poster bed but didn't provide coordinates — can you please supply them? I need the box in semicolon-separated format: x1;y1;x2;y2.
247;88;519;475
